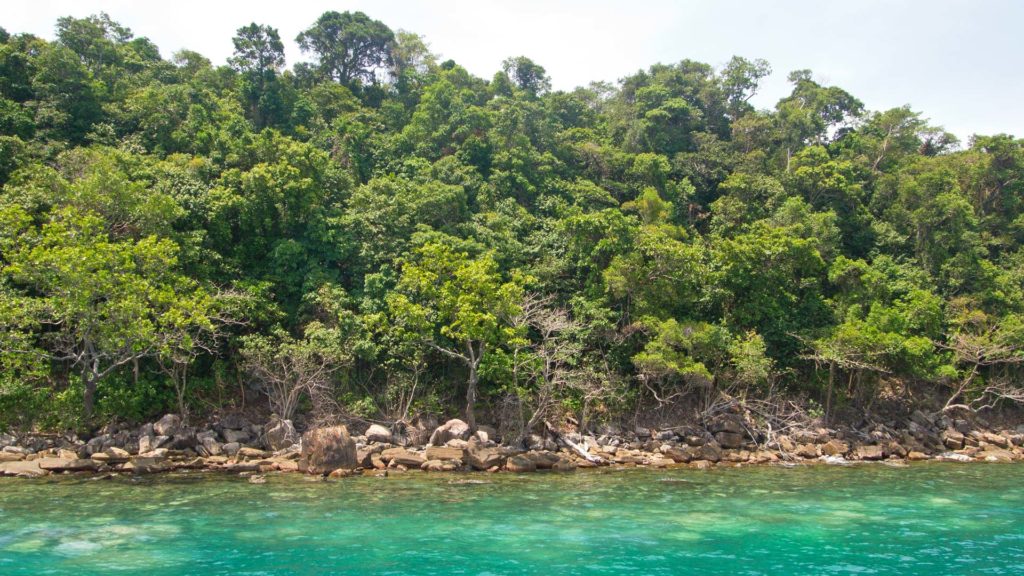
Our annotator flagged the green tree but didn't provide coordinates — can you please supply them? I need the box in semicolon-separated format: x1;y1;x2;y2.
389;242;526;429
3;206;203;419
296;11;395;87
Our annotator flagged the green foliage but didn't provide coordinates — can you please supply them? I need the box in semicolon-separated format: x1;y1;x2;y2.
1;12;1023;430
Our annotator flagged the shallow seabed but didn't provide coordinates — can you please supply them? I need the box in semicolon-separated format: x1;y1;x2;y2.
1;463;1022;575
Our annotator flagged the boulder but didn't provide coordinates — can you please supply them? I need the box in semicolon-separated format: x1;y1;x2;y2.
429;419;471;446
526;451;562;470
477;425;499;443
907;451;929;461
505;454;536;473
381;448;426;468
264;419;299;451
466;438;505;470
127;456;168;474
200;436;223;457
237;447;268;459
364;424;393;444
104;447;130;463
153;414;181;437
276;459;299;472
0;460;47;477
820;439;849;457
683;435;706;447
355;449;374;468
711;417;745;435
421;459;459;472
0;452;24;462
714;431;745;449
663;447;691;463
137;435;167;454
982;432;1011;449
370;453;386;470
425;446;465;461
222;442;241;457
942;429;965;450
886;441;908;459
795;444;819;459
218;413;251;430
981;448;1015;463
854;445;885;461
653;430;677;442
221;429;250;444
37;457;99;472
401;415;438;447
298;426;358;475
551;458;577;472
938;451;972;462
693;442;722;463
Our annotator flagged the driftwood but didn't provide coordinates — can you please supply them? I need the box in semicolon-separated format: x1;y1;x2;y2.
544;420;605;464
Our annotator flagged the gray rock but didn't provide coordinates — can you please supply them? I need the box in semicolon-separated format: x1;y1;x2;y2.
711;417;745;435
153;414;181;437
218;413;251;430
221;428;250;444
425;446;465;461
200;436;223;456
381;447;426;468
937;452;972;462
429;419;472;446
505;454;536;473
137;435;154;454
128;456;168;474
222;442;241;457
714;431;745;449
692;442;722;463
264;419;299;451
364;424;392;444
477;424;498;443
466;438;504;470
942;429;965;450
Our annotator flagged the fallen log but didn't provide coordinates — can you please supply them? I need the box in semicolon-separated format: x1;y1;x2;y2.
544;420;606;465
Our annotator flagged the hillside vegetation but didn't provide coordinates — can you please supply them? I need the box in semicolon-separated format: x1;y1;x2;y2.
1;12;1022;434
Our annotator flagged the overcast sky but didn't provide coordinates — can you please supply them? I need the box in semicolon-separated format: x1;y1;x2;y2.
5;0;1022;141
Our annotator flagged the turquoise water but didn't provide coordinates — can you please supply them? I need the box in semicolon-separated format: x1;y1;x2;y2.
1;464;1023;575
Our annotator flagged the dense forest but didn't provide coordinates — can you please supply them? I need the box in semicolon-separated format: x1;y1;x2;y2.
0;11;1022;436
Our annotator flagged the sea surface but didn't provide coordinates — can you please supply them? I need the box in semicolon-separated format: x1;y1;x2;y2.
1;463;1022;575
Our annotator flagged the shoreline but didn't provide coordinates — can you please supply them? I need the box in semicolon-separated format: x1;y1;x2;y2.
2;410;1022;480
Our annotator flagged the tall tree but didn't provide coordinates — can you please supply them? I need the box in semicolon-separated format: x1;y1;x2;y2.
296;11;395;87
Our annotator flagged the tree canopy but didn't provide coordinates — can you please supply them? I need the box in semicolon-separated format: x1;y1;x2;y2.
1;11;1022;432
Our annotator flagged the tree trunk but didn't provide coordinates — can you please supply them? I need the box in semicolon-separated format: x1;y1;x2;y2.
83;370;97;420
465;365;478;431
826;362;835;425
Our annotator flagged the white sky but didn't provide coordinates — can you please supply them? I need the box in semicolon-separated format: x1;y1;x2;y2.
4;0;1023;141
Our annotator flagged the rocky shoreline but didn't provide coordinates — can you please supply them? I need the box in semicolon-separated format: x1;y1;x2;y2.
2;408;1023;480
